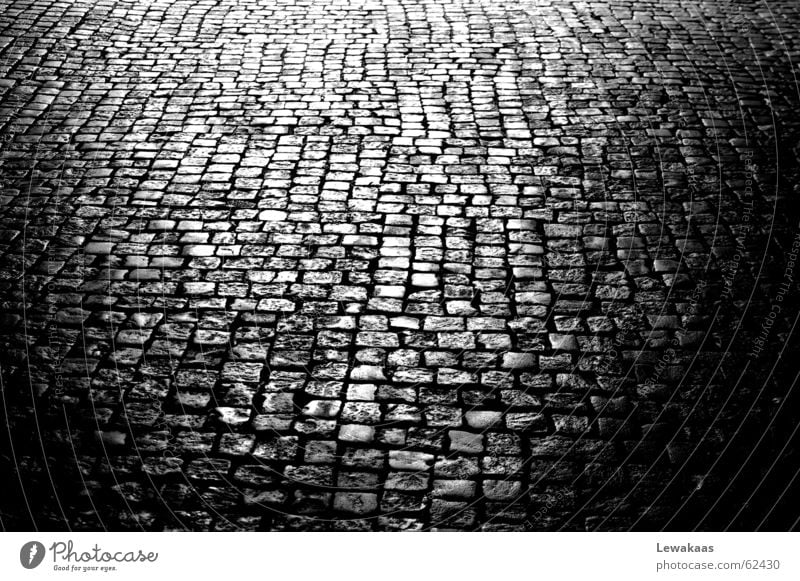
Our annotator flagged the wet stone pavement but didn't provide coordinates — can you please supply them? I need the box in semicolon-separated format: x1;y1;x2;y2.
1;0;800;531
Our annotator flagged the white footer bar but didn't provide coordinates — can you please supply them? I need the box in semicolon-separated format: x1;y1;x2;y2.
1;533;796;580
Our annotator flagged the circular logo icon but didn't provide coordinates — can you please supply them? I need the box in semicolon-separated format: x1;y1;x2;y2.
20;541;46;569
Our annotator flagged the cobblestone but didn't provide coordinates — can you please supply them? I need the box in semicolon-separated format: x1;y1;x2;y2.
1;0;800;532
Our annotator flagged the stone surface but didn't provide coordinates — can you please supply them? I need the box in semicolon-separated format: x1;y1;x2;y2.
0;0;798;533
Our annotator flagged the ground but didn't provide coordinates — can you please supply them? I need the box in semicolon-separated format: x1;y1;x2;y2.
1;0;800;531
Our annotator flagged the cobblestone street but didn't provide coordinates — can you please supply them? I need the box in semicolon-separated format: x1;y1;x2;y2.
2;0;800;531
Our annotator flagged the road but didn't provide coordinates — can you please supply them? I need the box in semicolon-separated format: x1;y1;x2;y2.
1;0;799;531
